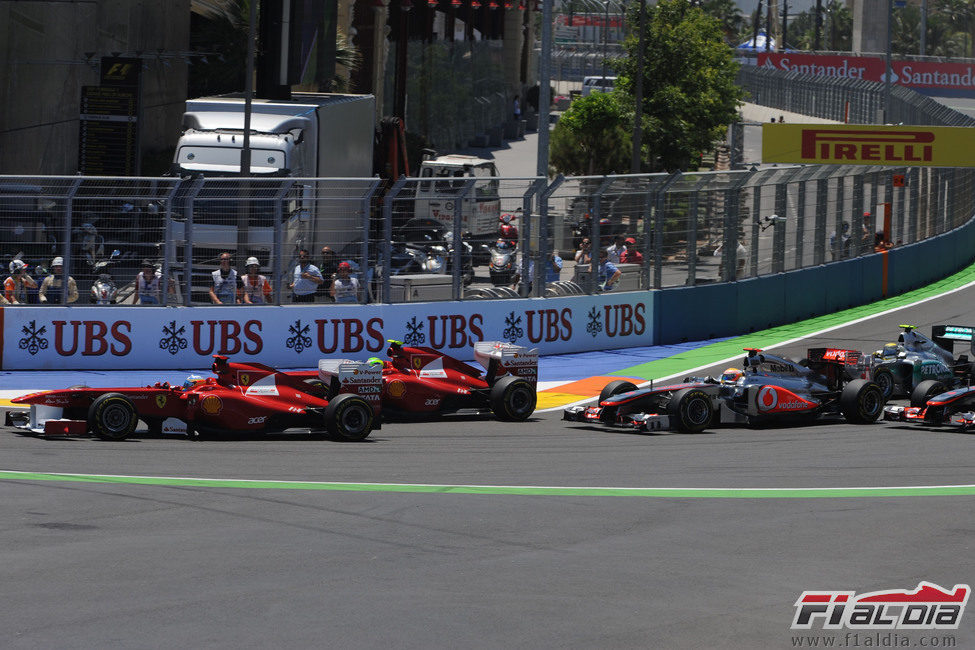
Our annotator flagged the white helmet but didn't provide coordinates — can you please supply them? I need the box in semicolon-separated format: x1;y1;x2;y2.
9;259;26;273
245;256;260;267
51;256;64;267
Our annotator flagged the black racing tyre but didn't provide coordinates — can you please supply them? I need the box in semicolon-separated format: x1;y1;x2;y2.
839;379;885;423
490;375;537;421
325;393;374;441
910;379;948;408
596;380;639;423
87;393;138;441
871;366;895;400
599;380;638;404
667;388;714;433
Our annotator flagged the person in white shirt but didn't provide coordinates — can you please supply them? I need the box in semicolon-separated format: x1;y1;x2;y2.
331;262;360;303
290;249;324;303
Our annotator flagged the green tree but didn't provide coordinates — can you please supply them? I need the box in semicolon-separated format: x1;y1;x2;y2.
702;0;745;45
614;0;743;172
550;92;631;176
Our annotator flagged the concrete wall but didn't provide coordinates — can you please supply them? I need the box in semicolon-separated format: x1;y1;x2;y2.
0;1;189;174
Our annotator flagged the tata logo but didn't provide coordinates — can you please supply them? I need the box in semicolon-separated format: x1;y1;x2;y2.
801;129;934;163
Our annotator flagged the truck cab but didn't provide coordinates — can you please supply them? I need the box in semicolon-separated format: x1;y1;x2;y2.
413;153;500;239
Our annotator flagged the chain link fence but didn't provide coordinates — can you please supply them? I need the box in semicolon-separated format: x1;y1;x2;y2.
2;165;972;307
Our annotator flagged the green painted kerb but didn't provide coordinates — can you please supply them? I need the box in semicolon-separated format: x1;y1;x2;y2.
2;471;975;498
616;261;975;381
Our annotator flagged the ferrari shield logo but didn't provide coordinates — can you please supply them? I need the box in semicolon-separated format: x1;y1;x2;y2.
155;394;167;409
238;372;251;386
412;356;423;370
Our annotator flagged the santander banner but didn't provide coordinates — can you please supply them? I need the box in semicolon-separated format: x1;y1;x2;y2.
757;53;975;96
0;294;652;370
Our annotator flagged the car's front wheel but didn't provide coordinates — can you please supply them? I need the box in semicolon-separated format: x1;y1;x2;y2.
88;393;138;441
667;388;714;433
910;380;948;408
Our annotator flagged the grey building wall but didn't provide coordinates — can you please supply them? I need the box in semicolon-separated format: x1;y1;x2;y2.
0;1;189;175
852;0;888;55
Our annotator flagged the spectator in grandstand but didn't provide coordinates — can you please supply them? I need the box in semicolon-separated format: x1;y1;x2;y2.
242;257;273;305
331;261;360;303
4;259;38;304
209;253;241;304
290;249;323;303
39;256;78;304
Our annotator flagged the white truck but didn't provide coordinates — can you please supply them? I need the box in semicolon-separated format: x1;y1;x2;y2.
413;152;501;245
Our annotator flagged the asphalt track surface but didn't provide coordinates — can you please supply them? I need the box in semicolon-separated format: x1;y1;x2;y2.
4;270;975;648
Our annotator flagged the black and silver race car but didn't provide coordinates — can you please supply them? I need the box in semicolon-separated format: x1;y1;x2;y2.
883;383;975;430
869;324;975;401
564;348;885;433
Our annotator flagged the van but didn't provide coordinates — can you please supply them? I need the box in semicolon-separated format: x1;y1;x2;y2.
582;76;617;96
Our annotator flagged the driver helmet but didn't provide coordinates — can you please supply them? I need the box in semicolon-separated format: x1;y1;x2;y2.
720;367;743;385
366;357;384;366
499;223;518;240
880;342;899;358
182;374;204;390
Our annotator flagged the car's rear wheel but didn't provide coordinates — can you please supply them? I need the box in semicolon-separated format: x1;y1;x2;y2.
910;380;948;408
325;393;374;441
88;393;138;441
872;366;895;400
490;375;537;421
667;388;714;433
840;379;884;423
303;377;330;399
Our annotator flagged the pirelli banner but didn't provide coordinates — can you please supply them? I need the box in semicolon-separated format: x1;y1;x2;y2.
762;124;975;167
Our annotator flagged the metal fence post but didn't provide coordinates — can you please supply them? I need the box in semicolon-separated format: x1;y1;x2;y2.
160;181;182;306
532;176;556;298
382;177;409;304
61;178;83;305
590;177;613;294
362;179;383;304
851;173;864;257
815;177;828;264
654;171;681;288
272;179;296;306
774;181;787;267
908;168;919;243
182;176;206;306
454;178;477;301
796;181;806;269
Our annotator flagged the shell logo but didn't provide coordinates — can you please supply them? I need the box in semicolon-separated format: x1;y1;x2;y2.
201;395;223;415
155;394;167;409
388;380;407;398
239;373;251;386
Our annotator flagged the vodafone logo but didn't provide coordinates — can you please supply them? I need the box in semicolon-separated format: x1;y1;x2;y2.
757;385;812;412
758;385;780;411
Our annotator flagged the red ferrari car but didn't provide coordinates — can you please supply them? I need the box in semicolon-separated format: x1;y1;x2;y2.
9;355;382;441
372;340;538;421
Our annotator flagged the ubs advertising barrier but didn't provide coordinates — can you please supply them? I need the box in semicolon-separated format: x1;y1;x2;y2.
757;52;975;97
0;294;651;370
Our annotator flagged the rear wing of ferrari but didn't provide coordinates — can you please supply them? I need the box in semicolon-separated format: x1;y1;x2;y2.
318;360;383;411
474;341;539;386
931;325;975;357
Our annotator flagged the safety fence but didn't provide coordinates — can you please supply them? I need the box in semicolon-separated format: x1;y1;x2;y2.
736;64;975;127
1;165;972;307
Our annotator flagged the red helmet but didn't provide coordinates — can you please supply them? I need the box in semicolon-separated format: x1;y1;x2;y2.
499;223;518;240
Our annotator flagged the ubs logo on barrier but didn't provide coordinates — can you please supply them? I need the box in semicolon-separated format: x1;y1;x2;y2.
52;320;133;356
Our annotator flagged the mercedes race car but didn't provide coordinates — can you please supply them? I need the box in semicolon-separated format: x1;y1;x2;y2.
8;355;382;441
883;382;975;430
869;324;975;401
564;347;885;433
